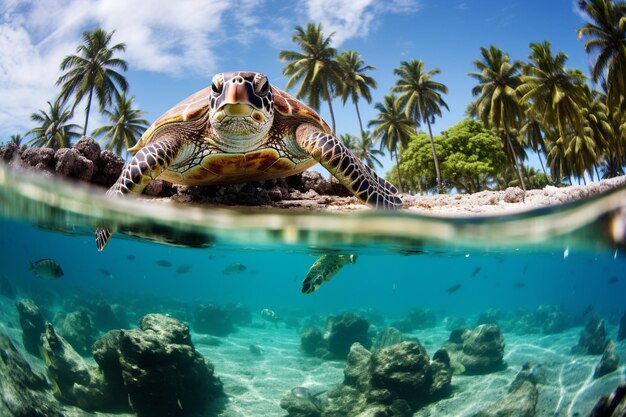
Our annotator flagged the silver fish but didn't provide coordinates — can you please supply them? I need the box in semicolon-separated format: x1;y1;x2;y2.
29;259;63;280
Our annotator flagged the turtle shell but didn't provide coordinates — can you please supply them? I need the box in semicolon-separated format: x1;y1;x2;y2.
131;83;333;186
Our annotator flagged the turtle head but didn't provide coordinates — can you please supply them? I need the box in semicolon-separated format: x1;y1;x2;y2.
208;71;274;152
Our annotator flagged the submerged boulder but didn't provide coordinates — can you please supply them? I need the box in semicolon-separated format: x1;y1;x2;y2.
57;310;97;356
572;316;608;355
589;382;626;417
391;309;437;332
0;332;64;417
326;313;371;359
16;299;46;356
445;324;506;374
594;341;620;379
194;303;236;336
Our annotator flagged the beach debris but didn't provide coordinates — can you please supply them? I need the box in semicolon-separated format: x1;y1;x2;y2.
607;275;618;284
223;262;247;275
471;267;481;277
176;265;192;274
446;284;462;294
98;268;113;278
260;308;280;322
301;253;357;294
156;259;173;267
29;259;63;280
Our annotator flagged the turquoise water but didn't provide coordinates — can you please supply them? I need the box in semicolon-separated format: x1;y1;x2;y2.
1;163;625;416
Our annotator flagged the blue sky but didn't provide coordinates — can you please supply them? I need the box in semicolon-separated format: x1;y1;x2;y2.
0;0;594;175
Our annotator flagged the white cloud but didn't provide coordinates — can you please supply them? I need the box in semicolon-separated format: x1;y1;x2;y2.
302;0;420;45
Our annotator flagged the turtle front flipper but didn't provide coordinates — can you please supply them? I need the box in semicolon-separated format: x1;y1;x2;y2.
302;254;357;294
295;123;402;209
95;138;183;251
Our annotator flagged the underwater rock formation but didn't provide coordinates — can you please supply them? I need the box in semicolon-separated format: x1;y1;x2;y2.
0;277;16;299
589;382;626;417
594;341;620;379
119;313;224;417
299;313;371;360
572;316;608;355
194;303;238;336
618;313;626;342
444;324;507;374
280;386;327;417
56;310;97;356
391;309;437;332
471;363;540;417
16;298;46;356
516;305;576;334
0;332;64;417
372;327;407;351
318;341;451;416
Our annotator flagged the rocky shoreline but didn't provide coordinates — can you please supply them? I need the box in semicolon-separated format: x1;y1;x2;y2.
1;136;625;215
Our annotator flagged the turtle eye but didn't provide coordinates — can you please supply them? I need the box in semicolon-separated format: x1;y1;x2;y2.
211;75;224;95
255;76;270;96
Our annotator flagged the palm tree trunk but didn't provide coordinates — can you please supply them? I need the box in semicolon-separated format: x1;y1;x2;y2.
502;123;526;192
83;86;94;136
354;101;365;139
537;151;547;177
394;148;404;193
325;81;336;133
425;118;442;193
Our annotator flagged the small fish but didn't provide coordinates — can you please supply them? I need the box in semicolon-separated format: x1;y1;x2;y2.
176;265;192;274
223;262;247;275
156;259;173;268
447;284;462;294
127;254;136;261
98;268;113;278
513;282;526;288
581;305;594;316
261;308;280;322
607;276;618;285
29;259;63;280
471;267;481;277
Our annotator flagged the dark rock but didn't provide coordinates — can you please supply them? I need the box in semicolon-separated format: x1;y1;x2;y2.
445;324;506;375
91;330;126;408
92;150;125;186
471;364;538;417
72;136;101;162
618;313;626;342
85;299;127;332
517;305;575;335
57;310;97;356
227;302;252;326
326;313;371;359
328;176;352;196
16;299;46;355
589;382;626;417
594;341;620;379
391;309;437;332
119;313;223;417
449;327;471;344
143;179;175;197
279;387;326;417
343;343;372;391
54;148;95;181
429;349;453;398
194;303;236;336
300;326;326;356
21;147;55;171
475;309;501;326
300;170;331;194
0;142;19;163
573;316;608;355
0;332;64;417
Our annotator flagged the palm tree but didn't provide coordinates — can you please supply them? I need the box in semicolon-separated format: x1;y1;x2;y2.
468;46;527;190
577;0;626;109
57;28;128;136
393;60;449;191
369;94;416;192
340;131;384;169
518;41;592;181
336;50;377;137
9;134;24;147
26;100;82;149
92;94;150;156
279;23;342;132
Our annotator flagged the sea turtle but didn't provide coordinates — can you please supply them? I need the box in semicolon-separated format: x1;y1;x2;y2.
95;71;402;250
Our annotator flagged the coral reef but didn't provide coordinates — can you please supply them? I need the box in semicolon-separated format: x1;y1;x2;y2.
15;298;46;356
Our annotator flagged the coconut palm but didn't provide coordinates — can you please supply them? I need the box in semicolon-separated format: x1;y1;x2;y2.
9;134;24;147
340;131;384;169
279;23;342;132
392;60;449;191
468;46;527;190
92;94;150;156
336;50;377;137
577;0;626;109
57;28;128;136
26;100;82;149
368;94;416;192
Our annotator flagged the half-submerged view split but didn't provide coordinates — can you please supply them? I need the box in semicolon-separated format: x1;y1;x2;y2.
1;1;626;416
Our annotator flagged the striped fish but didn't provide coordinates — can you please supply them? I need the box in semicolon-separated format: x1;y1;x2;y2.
29;259;64;280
